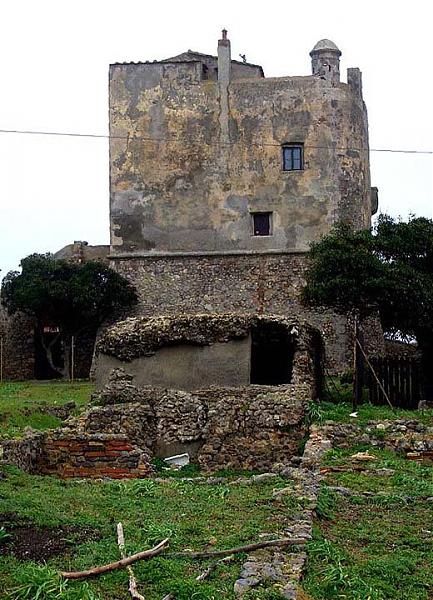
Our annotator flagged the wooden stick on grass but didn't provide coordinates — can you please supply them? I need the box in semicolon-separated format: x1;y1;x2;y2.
60;538;170;580
117;522;146;600
167;537;306;560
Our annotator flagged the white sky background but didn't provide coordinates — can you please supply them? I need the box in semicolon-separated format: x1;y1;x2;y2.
0;0;432;277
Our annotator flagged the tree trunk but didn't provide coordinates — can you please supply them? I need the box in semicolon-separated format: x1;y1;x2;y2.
40;332;67;378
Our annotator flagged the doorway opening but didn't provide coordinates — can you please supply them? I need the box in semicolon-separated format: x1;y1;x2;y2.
250;321;295;385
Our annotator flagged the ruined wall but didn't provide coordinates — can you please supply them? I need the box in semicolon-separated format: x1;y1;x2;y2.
109;62;371;254
93;313;320;391
0;306;34;380
83;376;312;472
0;431;152;479
39;433;152;479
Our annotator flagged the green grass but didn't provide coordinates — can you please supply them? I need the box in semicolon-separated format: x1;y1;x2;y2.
318;399;433;426
0;381;93;438
303;448;433;600
320;376;433;425
0;466;295;599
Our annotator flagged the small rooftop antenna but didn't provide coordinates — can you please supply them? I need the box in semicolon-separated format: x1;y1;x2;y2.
239;53;247;63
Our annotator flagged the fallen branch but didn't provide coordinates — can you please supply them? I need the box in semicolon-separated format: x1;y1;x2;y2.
61;538;169;580
162;556;235;600
196;555;234;581
167;537;306;560
320;466;370;474
117;522;145;600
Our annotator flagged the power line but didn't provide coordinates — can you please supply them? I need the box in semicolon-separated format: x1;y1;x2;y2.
0;127;431;155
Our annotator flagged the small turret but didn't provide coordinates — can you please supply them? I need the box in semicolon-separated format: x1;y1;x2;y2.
310;39;341;84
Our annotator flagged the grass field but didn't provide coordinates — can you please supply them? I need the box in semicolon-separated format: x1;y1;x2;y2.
0;466;296;600
0;381;432;599
0;381;93;438
303;448;433;600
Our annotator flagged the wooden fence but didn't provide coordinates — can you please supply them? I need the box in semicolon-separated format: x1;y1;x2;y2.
368;356;422;409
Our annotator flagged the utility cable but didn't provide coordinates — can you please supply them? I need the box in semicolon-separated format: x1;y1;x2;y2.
0;128;431;155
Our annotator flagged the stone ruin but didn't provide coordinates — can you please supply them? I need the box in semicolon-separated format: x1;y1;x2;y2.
1;313;323;477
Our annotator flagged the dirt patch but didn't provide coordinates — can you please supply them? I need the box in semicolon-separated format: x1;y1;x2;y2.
0;513;100;561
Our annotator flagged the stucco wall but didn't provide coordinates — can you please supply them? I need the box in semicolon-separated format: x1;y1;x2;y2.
109;58;371;254
94;337;252;390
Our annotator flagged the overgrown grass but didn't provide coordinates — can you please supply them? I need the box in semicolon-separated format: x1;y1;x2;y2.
0;466;294;599
320;376;433;425
304;448;433;599
318;399;433;425
0;381;93;438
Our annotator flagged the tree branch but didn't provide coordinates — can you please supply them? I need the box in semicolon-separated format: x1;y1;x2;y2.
60;538;169;580
117;522;145;600
166;537;306;560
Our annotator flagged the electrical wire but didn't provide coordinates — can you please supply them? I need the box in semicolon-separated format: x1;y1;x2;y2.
0;128;431;155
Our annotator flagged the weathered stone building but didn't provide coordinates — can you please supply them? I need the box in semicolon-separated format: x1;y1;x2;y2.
108;33;380;372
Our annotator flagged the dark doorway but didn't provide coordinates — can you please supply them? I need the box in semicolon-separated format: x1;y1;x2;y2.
250;322;295;385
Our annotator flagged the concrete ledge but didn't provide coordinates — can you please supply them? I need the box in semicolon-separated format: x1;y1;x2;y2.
109;249;309;260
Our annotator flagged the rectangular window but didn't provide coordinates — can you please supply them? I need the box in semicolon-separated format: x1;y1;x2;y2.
282;144;304;171
252;212;272;236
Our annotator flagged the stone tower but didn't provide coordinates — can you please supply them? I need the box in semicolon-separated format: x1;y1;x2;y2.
107;33;379;372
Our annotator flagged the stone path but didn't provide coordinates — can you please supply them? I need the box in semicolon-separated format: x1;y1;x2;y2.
234;426;332;598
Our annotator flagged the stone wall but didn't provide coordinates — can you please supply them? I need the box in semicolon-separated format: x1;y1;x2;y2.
38;433;152;479
1;363;312;476
110;255;383;374
82;376;312;472
0;432;44;473
0;306;34;380
318;420;433;454
0;430;152;479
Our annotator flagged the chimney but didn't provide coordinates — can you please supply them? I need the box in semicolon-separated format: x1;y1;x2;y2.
218;28;231;86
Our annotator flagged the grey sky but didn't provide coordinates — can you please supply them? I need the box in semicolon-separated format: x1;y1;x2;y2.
0;0;431;278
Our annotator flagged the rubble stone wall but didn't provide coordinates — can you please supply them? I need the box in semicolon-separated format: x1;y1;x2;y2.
83;380;313;471
111;255;384;374
1;378;312;475
0;306;34;380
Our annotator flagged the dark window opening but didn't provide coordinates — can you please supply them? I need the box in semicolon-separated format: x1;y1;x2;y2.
202;64;209;80
282;144;304;171
250;322;295;385
252;212;272;236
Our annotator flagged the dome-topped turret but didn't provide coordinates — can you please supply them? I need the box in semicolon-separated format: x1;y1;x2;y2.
310;39;341;56
310;39;341;83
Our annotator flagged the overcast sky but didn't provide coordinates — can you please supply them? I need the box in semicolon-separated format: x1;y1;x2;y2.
0;0;432;278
